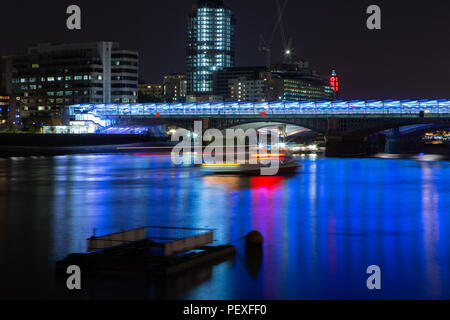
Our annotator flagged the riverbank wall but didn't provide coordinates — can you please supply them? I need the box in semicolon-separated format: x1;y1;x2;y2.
0;133;174;157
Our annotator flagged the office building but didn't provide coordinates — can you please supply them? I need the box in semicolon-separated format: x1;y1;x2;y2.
229;78;268;102
0;95;22;131
164;73;187;102
186;0;236;96
138;83;164;102
279;77;334;101
7;42;138;126
0;95;9;129
271;62;334;101
213;62;334;102
214;66;271;101
0;57;11;95
0;57;20;130
8;96;22;130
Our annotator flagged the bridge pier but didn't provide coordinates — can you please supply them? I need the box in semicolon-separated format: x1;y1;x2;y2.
325;135;387;157
325;136;369;157
278;124;287;144
384;127;401;154
324;118;368;157
201;118;210;132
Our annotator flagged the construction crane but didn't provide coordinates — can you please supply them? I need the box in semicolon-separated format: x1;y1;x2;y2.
275;0;293;62
258;0;292;68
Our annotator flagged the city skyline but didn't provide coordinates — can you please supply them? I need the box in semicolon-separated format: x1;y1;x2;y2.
0;1;449;100
2;0;450;304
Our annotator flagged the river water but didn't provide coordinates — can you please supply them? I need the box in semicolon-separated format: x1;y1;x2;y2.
0;154;449;299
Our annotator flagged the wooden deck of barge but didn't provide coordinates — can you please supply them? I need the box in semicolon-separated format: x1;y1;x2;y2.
56;227;236;277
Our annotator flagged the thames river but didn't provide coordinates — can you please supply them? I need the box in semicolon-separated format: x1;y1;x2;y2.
0;154;449;299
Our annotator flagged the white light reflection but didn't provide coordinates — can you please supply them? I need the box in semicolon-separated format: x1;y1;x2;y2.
420;162;441;298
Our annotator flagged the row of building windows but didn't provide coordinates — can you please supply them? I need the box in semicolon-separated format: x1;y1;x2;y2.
14;62;104;69
14;75;138;85
111;53;139;59
13;75;103;83
16;59;137;69
111;84;138;89
21;98;112;110
112;61;138;67
113;76;138;81
111;68;138;74
18;83;102;91
22;91;103;102
21;95;139;108
111;91;138;96
22;90;137;99
112;98;137;103
22;83;103;93
15;68;105;76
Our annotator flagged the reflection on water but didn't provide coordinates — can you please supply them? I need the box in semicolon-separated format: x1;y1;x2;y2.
53;253;236;300
0;155;450;299
420;163;441;299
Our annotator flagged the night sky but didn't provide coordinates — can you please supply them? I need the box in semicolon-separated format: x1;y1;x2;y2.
0;0;449;100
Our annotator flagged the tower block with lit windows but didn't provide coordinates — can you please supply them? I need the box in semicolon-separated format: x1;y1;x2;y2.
186;0;236;101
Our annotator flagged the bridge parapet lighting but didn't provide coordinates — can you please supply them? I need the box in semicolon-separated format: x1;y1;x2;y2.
66;99;450;118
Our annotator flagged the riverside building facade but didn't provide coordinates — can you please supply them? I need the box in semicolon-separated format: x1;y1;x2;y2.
6;42;138;126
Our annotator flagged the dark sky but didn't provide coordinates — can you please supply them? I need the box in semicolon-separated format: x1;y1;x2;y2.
0;0;449;100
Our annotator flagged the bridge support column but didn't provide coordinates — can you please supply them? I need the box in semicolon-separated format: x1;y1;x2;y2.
385;127;401;154
325;136;368;157
201;118;210;133
368;133;386;154
191;118;211;136
325;118;369;157
278;124;287;143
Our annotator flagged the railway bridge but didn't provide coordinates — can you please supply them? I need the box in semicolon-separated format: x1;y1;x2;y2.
65;99;450;156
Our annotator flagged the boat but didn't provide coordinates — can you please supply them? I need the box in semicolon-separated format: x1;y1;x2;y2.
200;152;301;175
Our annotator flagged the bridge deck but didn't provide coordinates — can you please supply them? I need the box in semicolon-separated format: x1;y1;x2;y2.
66;99;450;118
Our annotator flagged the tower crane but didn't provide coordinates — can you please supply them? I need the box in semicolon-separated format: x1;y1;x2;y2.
275;0;293;62
258;0;290;68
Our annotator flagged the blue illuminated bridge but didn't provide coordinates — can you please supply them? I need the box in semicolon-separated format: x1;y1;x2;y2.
67;99;450;118
65;99;450;155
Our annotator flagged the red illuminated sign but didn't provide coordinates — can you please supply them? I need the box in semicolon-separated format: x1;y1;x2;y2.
330;76;339;92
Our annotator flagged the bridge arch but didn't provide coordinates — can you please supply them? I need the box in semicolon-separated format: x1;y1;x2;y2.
341;118;450;137
207;117;329;134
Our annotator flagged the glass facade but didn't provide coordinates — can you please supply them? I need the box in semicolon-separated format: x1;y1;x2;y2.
186;0;235;95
